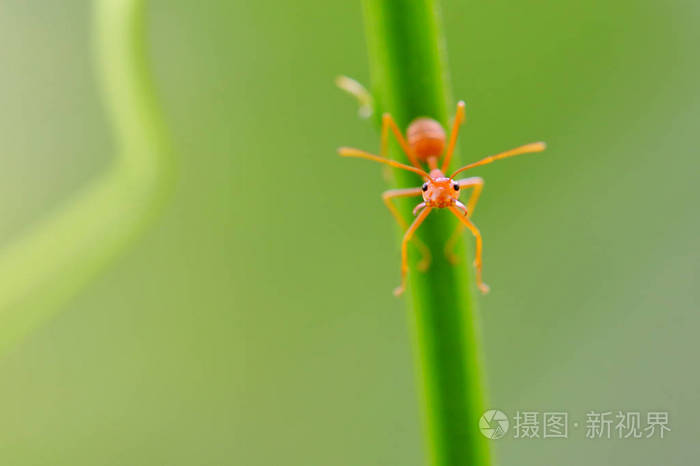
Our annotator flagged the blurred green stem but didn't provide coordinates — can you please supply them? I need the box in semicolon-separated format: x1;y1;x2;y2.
362;1;490;465
0;0;172;355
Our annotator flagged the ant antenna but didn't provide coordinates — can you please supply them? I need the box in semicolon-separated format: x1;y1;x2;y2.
338;147;433;180
450;142;547;178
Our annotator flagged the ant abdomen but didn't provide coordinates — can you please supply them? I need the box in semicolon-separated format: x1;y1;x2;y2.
406;118;446;161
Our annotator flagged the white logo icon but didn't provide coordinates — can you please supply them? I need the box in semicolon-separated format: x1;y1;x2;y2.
480;409;509;439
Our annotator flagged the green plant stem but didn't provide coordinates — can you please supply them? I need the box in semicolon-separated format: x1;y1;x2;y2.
362;1;490;465
0;0;172;355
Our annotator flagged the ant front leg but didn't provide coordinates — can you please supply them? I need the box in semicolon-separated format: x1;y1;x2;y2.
394;207;432;296
441;101;466;172
444;177;484;264
381;113;422;170
382;188;431;271
448;205;490;294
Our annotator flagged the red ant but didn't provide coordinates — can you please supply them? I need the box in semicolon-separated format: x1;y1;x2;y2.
338;84;546;296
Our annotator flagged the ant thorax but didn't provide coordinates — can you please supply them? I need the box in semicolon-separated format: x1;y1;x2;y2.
421;173;460;208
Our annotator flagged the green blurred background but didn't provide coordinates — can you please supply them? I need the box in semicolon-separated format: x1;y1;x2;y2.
0;0;698;465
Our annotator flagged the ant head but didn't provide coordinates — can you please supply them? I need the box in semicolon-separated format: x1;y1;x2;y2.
421;177;460;208
407;118;446;162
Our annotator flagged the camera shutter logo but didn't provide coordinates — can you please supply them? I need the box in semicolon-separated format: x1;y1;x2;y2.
480;410;509;439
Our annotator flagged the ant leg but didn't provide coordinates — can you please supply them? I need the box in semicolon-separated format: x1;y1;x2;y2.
444;177;484;264
459;177;484;214
448;206;490;294
394;206;432;296
382;188;431;271
441;101;466;172
381;113;423;169
335;75;373;118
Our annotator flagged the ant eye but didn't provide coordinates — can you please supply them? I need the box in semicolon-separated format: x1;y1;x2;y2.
453;183;460;191
421;183;428;192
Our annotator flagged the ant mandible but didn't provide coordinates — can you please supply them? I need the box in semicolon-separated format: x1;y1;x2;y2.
338;91;546;296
